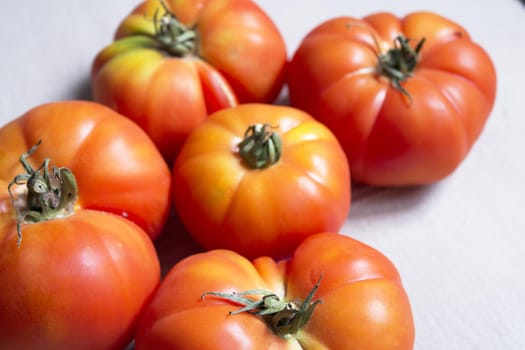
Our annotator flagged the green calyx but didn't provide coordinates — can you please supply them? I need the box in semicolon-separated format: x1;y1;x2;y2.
152;0;197;57
377;35;425;101
238;124;282;169
8;140;78;246
202;275;322;339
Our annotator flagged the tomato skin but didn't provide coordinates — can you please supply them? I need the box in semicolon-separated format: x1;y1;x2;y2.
0;211;160;350
172;104;351;259
288;12;497;186
92;0;287;162
134;232;414;349
0;100;171;240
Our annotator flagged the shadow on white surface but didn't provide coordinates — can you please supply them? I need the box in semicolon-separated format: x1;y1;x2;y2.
350;182;438;220
71;75;93;101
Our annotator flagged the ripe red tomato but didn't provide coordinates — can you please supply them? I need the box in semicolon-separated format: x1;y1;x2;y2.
134;232;415;349
288;12;497;186
0;101;170;349
0;101;171;240
172;104;351;259
92;0;287;162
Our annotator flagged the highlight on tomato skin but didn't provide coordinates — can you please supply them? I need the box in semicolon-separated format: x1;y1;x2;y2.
91;0;288;163
134;232;415;350
287;11;497;186
171;103;351;260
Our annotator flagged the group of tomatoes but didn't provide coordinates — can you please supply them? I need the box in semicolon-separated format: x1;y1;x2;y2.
0;0;496;349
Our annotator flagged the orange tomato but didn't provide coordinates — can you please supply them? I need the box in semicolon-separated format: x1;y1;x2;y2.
135;232;415;349
288;12;497;185
0;101;169;349
172;104;351;259
92;0;287;162
0;101;171;240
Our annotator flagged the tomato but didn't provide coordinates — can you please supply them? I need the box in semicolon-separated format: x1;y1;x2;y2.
92;0;287;162
172;104;351;259
0;101;169;349
0;101;171;240
134;232;415;349
288;11;497;186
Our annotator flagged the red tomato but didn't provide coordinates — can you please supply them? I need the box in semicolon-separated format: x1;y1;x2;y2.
0;101;169;349
0;101;171;240
92;0;287;162
288;12;497;186
172;104;351;259
134;232;415;349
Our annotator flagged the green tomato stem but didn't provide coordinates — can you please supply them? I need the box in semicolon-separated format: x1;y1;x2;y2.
237;124;282;169
377;35;426;102
7;140;78;246
201;275;322;339
152;0;197;57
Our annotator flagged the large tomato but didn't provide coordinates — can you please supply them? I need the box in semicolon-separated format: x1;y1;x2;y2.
172;104;350;259
0;101;171;240
0;101;170;349
92;0;287;162
288;11;497;186
134;232;415;349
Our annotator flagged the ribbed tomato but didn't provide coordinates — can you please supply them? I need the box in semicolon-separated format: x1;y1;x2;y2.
92;0;287;162
135;232;415;349
288;11;497;185
0;101;170;349
172;104;351;259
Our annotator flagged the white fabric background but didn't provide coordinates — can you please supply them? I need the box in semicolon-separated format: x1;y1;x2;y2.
1;1;524;349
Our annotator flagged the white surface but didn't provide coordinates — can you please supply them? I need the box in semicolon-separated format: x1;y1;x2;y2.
1;1;524;349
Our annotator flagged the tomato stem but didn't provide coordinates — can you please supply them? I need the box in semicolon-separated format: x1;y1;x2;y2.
202;275;322;339
152;0;197;57
377;35;425;102
238;124;282;169
7;140;78;246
